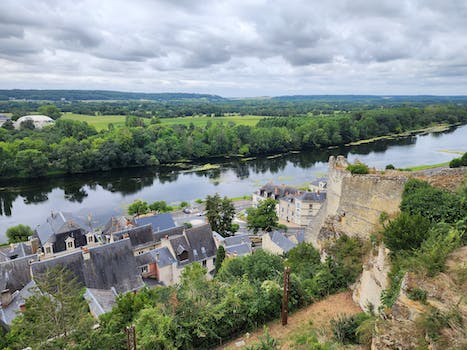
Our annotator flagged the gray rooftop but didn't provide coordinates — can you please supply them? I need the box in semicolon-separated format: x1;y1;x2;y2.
0;280;36;327
111;224;154;248
224;234;251;247
31;239;144;293
225;243;251;256
269;231;296;253
0;255;37;293
184;224;217;261
296;191;327;202
102;216;134;236
35;211;87;245
135;247;176;268
84;288;117;318
135;213;176;233
0;243;33;261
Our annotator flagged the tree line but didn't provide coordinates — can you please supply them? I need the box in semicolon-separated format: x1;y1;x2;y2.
0;105;466;179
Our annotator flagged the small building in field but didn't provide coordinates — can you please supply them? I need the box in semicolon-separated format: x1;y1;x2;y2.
14;115;55;129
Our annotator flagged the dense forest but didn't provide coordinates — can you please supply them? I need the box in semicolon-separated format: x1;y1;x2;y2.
1;104;466;179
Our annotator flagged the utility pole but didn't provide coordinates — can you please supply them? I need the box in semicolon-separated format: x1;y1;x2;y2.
282;266;291;326
125;325;137;350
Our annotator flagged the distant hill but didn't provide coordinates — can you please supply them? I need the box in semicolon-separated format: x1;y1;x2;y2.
271;95;467;103
0;90;226;102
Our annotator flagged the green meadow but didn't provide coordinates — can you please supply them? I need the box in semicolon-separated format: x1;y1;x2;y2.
62;113;265;131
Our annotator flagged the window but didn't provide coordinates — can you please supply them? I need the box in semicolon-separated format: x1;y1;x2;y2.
87;235;94;244
141;265;149;273
67;241;74;249
202;260;207;268
45;246;52;254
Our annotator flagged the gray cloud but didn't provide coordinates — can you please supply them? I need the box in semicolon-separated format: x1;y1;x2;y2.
0;0;466;95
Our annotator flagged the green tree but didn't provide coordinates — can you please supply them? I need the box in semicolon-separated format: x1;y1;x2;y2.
382;212;432;253
15;149;49;177
205;193;236;237
215;245;226;273
246;198;278;233
128;200;149;216
6;224;33;243
8;266;94;349
135;308;176;350
38;104;62;119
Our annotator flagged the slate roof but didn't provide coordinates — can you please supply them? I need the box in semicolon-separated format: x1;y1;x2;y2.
184;224;217;262
34;211;88;249
135;213;176;232
225;243;251;256
0;280;36;327
0;255;37;293
169;235;193;264
102;216;134;236
84;288;117;318
111;224;154;248
31;239;144;293
310;177;327;186
269;231;296;253
297;191;327;202
135;247;176;268
224;234;251;247
258;183;299;198
0;243;33;261
153;226;184;243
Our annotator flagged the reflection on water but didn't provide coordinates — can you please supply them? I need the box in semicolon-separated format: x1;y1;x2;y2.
0;125;465;240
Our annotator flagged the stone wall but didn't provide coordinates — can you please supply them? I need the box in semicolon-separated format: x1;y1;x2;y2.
306;155;407;244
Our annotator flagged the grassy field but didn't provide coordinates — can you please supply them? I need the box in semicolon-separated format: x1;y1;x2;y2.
402;161;450;171
62;113;265;131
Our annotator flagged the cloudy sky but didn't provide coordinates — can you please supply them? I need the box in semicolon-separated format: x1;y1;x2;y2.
1;0;467;96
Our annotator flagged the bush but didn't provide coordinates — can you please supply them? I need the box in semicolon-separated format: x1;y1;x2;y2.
347;163;369;174
407;288;427;303
128;200;149;216
385;164;395;170
6;224;33;243
382;212;432;253
449;152;467;168
331;313;370;344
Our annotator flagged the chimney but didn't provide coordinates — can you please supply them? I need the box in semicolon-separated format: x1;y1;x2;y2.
30;237;40;254
9;243;15;252
1;289;12;307
19;303;26;313
82;246;90;260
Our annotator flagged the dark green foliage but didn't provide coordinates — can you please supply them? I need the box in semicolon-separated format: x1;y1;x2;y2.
449;152;467;168
149;200;172;213
215;245;225;273
246;198;279;233
400;179;466;224
6;224;33;243
38;104;62;119
286;242;321;279
205;193;236;237
382;212;432;253
331;313;371;344
385;164;395;169
347;162;369;174
127;199;149;216
245;328;279;350
407;288;427;303
8;266;94;350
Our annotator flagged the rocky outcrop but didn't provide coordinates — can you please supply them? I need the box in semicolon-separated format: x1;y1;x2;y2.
352;244;391;312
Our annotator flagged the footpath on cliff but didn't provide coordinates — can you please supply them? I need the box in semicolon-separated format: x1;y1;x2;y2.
217;291;363;350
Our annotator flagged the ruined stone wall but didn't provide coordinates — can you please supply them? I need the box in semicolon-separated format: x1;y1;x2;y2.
306;155;407;243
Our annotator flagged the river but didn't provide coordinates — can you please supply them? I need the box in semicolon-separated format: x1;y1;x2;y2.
0;124;466;242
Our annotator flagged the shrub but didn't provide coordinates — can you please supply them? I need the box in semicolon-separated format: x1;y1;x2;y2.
347;163;369;174
382;212;432;253
385;164;395;170
449;152;467;168
331;313;370;344
407;288;427;303
128;200;149;216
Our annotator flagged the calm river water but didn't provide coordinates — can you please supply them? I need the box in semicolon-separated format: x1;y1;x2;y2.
0;124;466;241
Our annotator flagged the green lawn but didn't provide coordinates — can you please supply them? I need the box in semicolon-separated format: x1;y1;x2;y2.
62;113;265;131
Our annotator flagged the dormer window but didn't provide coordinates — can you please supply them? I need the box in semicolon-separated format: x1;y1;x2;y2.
44;243;53;255
86;233;94;245
65;236;75;250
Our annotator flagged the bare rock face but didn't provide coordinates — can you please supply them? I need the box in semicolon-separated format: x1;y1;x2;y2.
352;244;391;312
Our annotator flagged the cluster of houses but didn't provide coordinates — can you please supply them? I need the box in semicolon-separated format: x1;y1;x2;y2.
0;178;327;329
252;178;327;226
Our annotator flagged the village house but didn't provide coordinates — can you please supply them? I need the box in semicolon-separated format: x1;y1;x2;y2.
308;177;327;193
33;211;95;256
278;191;327;226
212;232;252;257
262;230;304;256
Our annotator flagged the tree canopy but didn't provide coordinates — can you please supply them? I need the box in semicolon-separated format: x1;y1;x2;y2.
246;198;279;233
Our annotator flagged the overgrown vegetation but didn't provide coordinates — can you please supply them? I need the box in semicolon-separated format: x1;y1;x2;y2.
347;162;369;174
449;152;467;168
380;179;466;308
5;224;33;243
330;313;371;345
